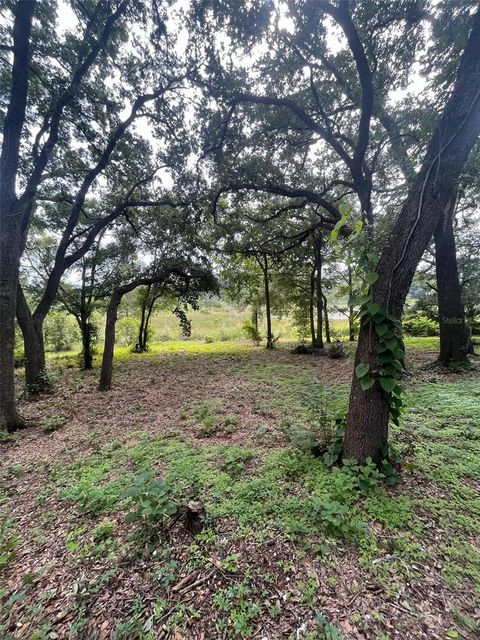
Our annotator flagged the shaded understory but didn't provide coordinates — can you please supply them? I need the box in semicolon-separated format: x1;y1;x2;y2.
1;343;479;639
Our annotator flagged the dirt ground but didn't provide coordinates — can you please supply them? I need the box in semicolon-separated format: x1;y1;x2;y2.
1;344;479;639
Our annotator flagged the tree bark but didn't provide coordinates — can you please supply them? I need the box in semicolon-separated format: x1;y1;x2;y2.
347;265;355;341
136;285;150;351
79;316;94;370
0;1;35;430
309;269;316;345
322;293;331;343
99;291;122;391
313;235;324;349
344;8;480;463
16;287;48;390
262;255;274;349
434;198;469;366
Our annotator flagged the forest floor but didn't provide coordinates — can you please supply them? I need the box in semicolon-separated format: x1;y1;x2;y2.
1;342;480;640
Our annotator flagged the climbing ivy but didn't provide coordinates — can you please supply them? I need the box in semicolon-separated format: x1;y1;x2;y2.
351;255;405;425
331;210;405;426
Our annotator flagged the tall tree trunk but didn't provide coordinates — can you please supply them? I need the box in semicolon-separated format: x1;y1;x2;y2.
313;235;324;349
434;199;469;366
142;298;156;350
99;291;122;391
0;1;35;430
16;286;48;391
344;8;480;463
79;316;93;370
263;255;273;349
309;269;316;345
347;266;355;341
136;285;150;351
0;227;24;430
252;307;259;333
322;294;331;344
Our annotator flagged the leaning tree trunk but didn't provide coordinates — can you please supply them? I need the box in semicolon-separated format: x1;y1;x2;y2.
99;291;122;391
313;235;324;349
434;199;469;366
16;285;48;391
141;297;157;351
344;8;480;463
136;285;150;351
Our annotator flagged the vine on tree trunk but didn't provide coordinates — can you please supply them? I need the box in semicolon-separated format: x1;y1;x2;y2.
351;254;405;426
331;210;405;429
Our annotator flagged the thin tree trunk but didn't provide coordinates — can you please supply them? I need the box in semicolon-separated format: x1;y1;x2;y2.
257;255;273;349
313;235;324;349
136;285;150;351
322;293;331;343
252;307;259;332
99;291;122;391
309;269;316;345
142;298;156;350
344;8;480;463
263;255;273;349
434;199;469;366
80;316;93;370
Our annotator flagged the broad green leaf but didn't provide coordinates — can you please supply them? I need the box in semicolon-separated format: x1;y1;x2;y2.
375;323;389;337
379;377;396;393
360;376;375;390
349;294;370;307
365;272;379;285
330;213;349;241
367;302;380;316
355;363;370;378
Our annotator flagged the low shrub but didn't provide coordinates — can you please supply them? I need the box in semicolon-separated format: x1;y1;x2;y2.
241;320;262;345
326;341;348;359
403;315;438;336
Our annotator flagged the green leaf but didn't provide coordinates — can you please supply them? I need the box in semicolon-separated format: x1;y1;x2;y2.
365;272;379;285
355;363;370;378
349;294;370;307
120;487;140;499
375;323;389;337
379;377;396;393
366;252;380;265
366;302;380;316
360;376;375;390
330;213;349;241
125;510;142;524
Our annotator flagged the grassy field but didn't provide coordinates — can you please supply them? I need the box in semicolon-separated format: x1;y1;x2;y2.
42;305;443;365
2;341;479;639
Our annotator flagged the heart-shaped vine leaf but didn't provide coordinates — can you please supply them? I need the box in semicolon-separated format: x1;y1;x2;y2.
360;376;375;391
355;363;370;378
379;377;396;393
